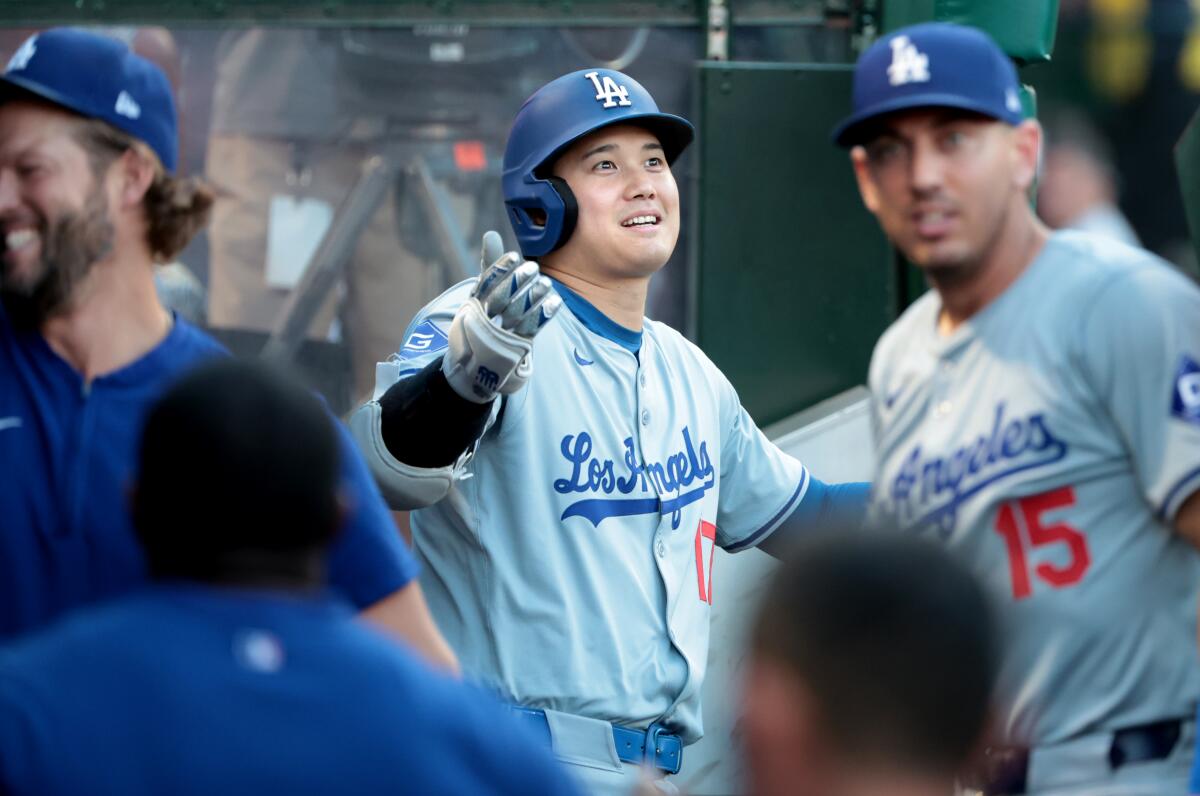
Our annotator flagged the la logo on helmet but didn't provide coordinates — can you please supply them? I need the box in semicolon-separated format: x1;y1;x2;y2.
887;35;930;86
585;71;632;108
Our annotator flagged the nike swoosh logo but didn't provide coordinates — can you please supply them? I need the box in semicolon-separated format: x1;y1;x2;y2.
0;417;22;432
573;348;594;367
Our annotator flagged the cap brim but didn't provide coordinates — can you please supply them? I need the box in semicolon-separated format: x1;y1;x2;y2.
0;73;91;120
831;92;1017;148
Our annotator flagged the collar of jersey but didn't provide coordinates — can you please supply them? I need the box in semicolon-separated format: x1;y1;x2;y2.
4;308;202;393
550;279;643;353
926;233;1057;356
150;581;353;620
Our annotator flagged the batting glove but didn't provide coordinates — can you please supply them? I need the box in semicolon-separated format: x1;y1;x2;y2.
442;230;562;403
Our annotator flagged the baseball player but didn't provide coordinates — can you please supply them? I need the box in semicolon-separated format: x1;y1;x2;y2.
834;22;1200;794
0;28;454;670
742;534;996;796
351;68;869;793
0;359;580;796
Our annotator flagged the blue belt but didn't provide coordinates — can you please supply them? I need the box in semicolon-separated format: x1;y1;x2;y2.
510;707;683;775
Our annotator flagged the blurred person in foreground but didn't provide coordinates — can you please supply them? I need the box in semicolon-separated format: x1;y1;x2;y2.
0;27;454;668
741;534;997;796
0;359;581;796
1037;110;1140;248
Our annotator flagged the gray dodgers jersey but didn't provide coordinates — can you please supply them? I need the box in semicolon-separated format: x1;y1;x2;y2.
869;231;1200;746
375;281;808;743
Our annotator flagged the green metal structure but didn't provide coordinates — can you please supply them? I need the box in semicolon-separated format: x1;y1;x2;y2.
1175;107;1200;270
882;0;1057;62
0;0;753;26
692;63;893;425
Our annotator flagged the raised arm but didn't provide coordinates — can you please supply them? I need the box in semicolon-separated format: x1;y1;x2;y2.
351;231;561;509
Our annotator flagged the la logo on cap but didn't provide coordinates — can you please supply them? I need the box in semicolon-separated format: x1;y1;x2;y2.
887;35;930;87
7;36;36;72
585;71;632;109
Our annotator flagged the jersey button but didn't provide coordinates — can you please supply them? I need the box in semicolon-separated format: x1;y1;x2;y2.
656;539;666;558
641;409;651;426
639;372;647;389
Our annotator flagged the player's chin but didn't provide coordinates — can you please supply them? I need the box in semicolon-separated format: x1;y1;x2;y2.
615;238;675;272
0;255;42;295
903;238;969;271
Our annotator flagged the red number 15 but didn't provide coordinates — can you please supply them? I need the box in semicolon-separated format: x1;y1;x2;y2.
993;486;1090;600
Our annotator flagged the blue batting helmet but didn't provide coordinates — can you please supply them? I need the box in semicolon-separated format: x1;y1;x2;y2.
502;68;694;258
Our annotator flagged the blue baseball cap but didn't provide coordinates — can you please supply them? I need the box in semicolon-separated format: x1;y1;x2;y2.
0;28;178;172
832;22;1024;148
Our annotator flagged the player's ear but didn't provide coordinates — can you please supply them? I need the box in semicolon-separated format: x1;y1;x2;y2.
115;146;157;210
850;146;881;214
1010;119;1042;194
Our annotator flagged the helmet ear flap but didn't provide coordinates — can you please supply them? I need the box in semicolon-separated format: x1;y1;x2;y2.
504;176;580;258
545;176;578;255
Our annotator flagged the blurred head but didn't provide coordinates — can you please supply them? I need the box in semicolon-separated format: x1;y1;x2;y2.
834;24;1039;285
1037;111;1119;230
0;28;212;327
133;359;345;585
502;67;692;269
741;535;996;796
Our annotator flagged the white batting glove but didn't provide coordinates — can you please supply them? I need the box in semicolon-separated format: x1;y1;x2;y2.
442;231;562;403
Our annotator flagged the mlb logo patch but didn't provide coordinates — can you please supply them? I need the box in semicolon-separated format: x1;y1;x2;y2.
1172;354;1200;424
399;319;448;360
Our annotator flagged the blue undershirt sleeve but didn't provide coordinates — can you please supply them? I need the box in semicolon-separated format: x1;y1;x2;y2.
757;477;871;558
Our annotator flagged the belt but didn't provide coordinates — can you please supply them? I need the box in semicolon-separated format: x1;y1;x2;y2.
967;718;1184;795
509;707;683;775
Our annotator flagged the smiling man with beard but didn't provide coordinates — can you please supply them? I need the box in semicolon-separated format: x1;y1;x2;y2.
0;28;457;674
0;171;113;329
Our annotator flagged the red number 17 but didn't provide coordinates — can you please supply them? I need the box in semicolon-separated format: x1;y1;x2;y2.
695;520;717;605
993;486;1090;600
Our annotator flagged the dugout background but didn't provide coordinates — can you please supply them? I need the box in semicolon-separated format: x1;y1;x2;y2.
3;0;1197;427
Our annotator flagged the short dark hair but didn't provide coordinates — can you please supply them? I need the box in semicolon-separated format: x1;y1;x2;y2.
751;534;996;775
133;359;342;580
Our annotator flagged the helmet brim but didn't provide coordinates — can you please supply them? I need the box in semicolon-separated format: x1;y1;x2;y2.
534;111;695;175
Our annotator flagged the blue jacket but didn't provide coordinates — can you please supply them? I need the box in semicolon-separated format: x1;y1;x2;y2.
0;308;418;638
0;585;580;795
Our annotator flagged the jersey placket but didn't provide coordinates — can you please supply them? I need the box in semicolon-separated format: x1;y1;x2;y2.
633;336;695;722
927;325;973;425
56;376;100;607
